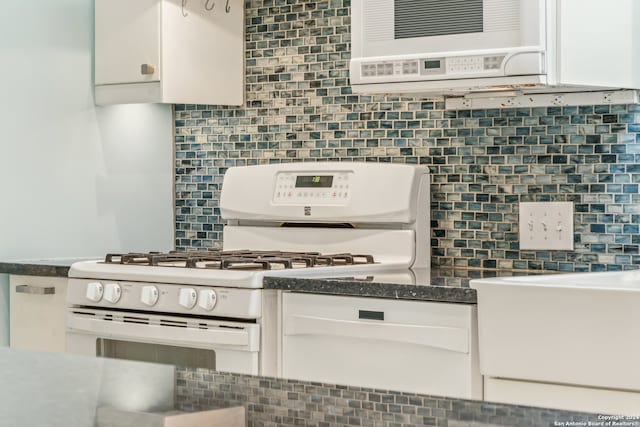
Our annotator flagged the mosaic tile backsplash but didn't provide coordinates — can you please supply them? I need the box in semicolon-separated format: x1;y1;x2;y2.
176;369;597;427
174;0;640;272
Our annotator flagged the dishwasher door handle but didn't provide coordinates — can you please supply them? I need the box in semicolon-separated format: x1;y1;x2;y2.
285;314;469;354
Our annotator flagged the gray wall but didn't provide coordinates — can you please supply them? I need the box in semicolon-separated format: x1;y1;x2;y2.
0;0;174;260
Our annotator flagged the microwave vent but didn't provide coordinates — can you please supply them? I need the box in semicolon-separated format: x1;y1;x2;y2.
395;0;483;39
483;0;520;32
363;0;393;43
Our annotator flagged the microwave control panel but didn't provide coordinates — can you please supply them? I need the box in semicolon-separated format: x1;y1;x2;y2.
360;54;506;78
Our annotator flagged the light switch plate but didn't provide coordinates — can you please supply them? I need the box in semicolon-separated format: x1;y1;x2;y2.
519;202;574;250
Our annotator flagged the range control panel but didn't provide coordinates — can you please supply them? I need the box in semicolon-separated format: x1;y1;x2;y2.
273;171;352;205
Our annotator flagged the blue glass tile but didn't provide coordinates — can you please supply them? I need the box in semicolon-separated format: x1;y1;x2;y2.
171;2;640;272
608;225;623;234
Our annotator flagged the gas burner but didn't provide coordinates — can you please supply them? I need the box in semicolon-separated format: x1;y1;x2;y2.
103;250;376;270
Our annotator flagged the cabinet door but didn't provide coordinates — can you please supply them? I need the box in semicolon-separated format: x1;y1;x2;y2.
95;0;161;85
160;0;245;105
10;275;67;353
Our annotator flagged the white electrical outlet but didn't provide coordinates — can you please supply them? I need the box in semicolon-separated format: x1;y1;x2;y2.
519;202;574;250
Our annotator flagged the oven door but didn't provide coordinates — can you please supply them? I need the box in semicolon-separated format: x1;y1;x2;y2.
66;308;260;375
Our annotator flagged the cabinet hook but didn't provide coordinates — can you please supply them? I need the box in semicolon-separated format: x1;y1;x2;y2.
225;0;231;13
205;0;215;11
181;0;188;17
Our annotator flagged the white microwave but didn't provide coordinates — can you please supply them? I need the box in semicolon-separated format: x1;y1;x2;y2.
350;0;640;96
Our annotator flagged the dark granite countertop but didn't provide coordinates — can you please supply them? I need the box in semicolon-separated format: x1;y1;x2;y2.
0;258;97;277
0;259;553;304
264;267;547;304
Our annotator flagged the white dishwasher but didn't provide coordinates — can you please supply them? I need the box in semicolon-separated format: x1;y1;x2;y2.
281;293;482;399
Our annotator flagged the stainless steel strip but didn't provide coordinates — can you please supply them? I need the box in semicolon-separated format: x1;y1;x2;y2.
15;285;55;295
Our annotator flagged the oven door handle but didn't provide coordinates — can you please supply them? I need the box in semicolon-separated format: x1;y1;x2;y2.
285;314;468;354
67;313;260;351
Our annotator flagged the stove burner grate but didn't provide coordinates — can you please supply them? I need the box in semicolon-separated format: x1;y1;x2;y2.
103;250;375;270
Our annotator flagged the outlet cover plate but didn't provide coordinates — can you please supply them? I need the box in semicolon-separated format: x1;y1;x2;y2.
519;202;574;250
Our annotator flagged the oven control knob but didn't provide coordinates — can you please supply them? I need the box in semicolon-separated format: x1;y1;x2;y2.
198;289;217;311
86;282;104;302
141;285;159;307
104;283;122;303
178;288;197;309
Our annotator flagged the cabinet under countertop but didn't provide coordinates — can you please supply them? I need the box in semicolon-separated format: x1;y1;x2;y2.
9;275;67;353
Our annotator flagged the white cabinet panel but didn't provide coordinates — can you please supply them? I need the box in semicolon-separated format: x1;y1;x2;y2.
0;275;8;347
10;275;67;353
94;0;244;105
95;0;161;85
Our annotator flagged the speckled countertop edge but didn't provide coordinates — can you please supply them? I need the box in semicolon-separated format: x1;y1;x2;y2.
0;263;70;277
0;258;98;277
263;276;478;304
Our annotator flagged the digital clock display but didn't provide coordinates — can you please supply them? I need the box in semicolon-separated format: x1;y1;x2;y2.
424;60;441;69
295;175;334;188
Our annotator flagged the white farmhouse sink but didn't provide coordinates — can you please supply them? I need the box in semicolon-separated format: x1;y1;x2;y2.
470;271;640;415
496;270;640;289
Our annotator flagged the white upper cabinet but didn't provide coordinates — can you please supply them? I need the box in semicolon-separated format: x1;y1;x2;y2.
95;0;162;86
94;0;244;106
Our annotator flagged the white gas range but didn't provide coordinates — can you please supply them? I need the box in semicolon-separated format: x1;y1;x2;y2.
66;162;431;377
